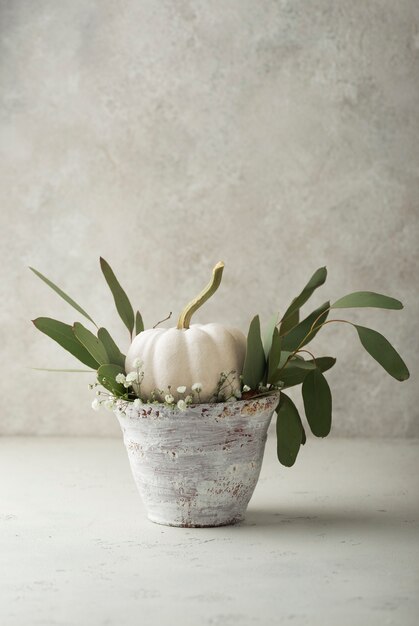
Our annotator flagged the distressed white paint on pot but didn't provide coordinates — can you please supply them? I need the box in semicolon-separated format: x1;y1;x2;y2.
115;394;279;527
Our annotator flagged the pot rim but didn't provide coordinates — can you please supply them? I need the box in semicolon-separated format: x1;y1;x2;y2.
114;391;280;414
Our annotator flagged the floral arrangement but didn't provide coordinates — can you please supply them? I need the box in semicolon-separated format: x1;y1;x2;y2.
30;259;409;466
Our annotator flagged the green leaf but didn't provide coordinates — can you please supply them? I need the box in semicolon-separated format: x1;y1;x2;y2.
29;267;97;327
135;310;144;335
277;350;296;369
276;393;303;467
281;357;336;388
279;309;299;336
263;312;279;357
302;368;332;437
73;322;109;366
242;315;266;390
281;301;330;351
280;267;327;334
100;257;135;337
267;327;282;384
97;327;126;369
355;325;410;381
32;318;98;369
270;357;315;384
270;356;336;387
97;364;125;396
332;291;403;310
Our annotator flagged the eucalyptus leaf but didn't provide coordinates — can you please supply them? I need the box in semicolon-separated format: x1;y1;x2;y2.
270;358;315;385
97;327;126;369
263;312;279;357
32;318;98;369
100;257;135;337
135;310;144;335
280;266;327;335
242;315;266;390
279;309;299;336
267;327;282;384
277;351;296;369
271;356;336;387
302;368;332;437
73;322;109;366
282;357;336;388
355;325;410;381
332;291;403;310
276;393;303;467
97;364;125;396
29;267;97;327
281;301;330;351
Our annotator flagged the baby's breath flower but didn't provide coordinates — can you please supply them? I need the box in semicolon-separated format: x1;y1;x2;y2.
115;373;126;384
104;398;115;410
176;385;186;394
177;399;187;411
125;371;137;383
242;385;251;392
133;358;143;369
185;395;193;404
133;398;142;409
192;382;202;392
91;398;100;411
165;394;174;404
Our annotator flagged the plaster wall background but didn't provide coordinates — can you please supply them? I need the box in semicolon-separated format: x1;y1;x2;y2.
1;0;418;436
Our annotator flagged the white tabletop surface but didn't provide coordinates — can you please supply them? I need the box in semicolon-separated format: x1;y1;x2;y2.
1;436;418;626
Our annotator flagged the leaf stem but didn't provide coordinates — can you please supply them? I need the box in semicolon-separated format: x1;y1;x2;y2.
275;318;354;379
295;349;317;365
153;311;172;329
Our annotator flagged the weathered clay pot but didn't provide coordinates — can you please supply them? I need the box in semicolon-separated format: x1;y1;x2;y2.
115;393;279;527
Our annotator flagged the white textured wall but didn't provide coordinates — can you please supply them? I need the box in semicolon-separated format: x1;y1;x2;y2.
1;0;418;436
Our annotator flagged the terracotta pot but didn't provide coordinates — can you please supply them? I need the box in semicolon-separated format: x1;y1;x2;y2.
115;393;279;527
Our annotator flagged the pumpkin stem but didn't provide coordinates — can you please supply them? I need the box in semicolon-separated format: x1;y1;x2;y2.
177;261;225;329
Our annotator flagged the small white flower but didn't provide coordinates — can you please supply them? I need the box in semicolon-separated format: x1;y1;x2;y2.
104;399;114;410
133;398;142;409
165;394;174;404
185;395;193;404
115;373;126;384
192;382;202;392
177;399;187;411
125;371;137;383
242;385;251;392
91;398;100;411
176;385;186;394
133;358;143;369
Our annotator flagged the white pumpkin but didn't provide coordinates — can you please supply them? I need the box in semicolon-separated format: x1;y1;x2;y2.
125;323;246;402
124;262;247;403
